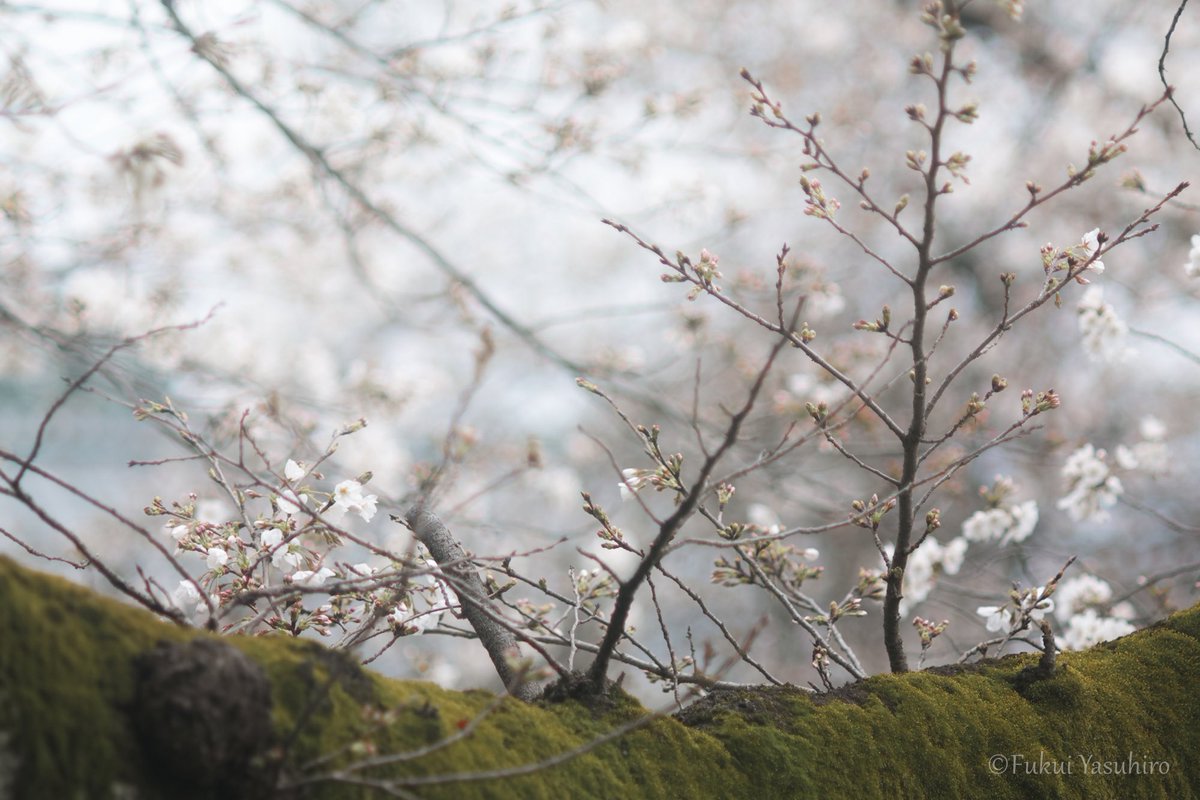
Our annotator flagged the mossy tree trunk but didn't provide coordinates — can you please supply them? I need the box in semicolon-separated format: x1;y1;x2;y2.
1;556;1197;799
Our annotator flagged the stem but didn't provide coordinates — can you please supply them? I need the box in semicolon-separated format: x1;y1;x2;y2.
584;332;789;693
1036;620;1058;678
883;8;958;674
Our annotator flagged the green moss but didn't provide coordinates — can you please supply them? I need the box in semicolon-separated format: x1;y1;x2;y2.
2;555;1198;799
0;558;191;798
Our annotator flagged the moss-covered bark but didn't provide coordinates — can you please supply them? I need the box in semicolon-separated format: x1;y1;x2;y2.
1;555;1197;799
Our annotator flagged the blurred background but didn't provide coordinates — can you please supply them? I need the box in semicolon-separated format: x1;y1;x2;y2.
1;0;1198;699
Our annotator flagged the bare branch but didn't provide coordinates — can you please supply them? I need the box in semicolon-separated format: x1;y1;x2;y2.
585;328;790;692
1159;0;1199;150
404;505;541;701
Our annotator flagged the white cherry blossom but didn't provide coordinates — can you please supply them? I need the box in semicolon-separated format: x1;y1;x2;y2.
1057;444;1123;523
290;567;335;587
1061;609;1135;650
1080;228;1105;275
205;547;228;570
1185;234;1200;278
1054;574;1113;623
284;459;306;482
1077;287;1132;364
331;480;378;522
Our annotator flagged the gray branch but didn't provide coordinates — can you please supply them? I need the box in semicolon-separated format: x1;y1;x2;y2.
405;505;539;702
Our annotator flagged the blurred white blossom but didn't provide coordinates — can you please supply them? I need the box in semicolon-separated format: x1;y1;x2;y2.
170;580;210;616
291;566;335;587
1140;416;1166;441
1057;444;1122;522
617;467;652;501
747;503;784;535
962;500;1038;545
898;536;967;615
425;559;460;609
1061;609;1135;650
1185;234;1200;279
194;499;227;525
1054;574;1113;623
1114;445;1138;471
205;547;228;570
997;0;1024;20
1131;416;1169;475
61;268;160;336
802;278;845;319
786;372;843;407
388;603;433;634
1076;287;1132;363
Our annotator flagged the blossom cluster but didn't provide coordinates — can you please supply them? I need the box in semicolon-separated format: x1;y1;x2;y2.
1041;228;1107;291
1114;417;1170;476
895;536;966;616
616;462;682;501
975;573;1137;650
960;475;1039;546
1057;419;1169;523
1076;286;1133;364
149;457;459;644
1053;574;1136;650
961;502;1038;545
893;478;1043;620
1060;609;1136;650
1056;444;1123;523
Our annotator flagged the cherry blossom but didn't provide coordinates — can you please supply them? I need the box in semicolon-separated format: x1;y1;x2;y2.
284;459;306;482
976;586;1053;633
976;605;1013;633
1061;609;1135;650
205;547;228;570
1185;234;1200;279
897;537;967;615
1080;228;1105;275
1057;444;1123;523
1131;416;1170;475
961;500;1038;545
274;489;309;519
331;480;378;522
1076;287;1132;364
260;529;304;571
291;567;335;587
170;580;209;616
617;468;652;501
1054;574;1113;623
